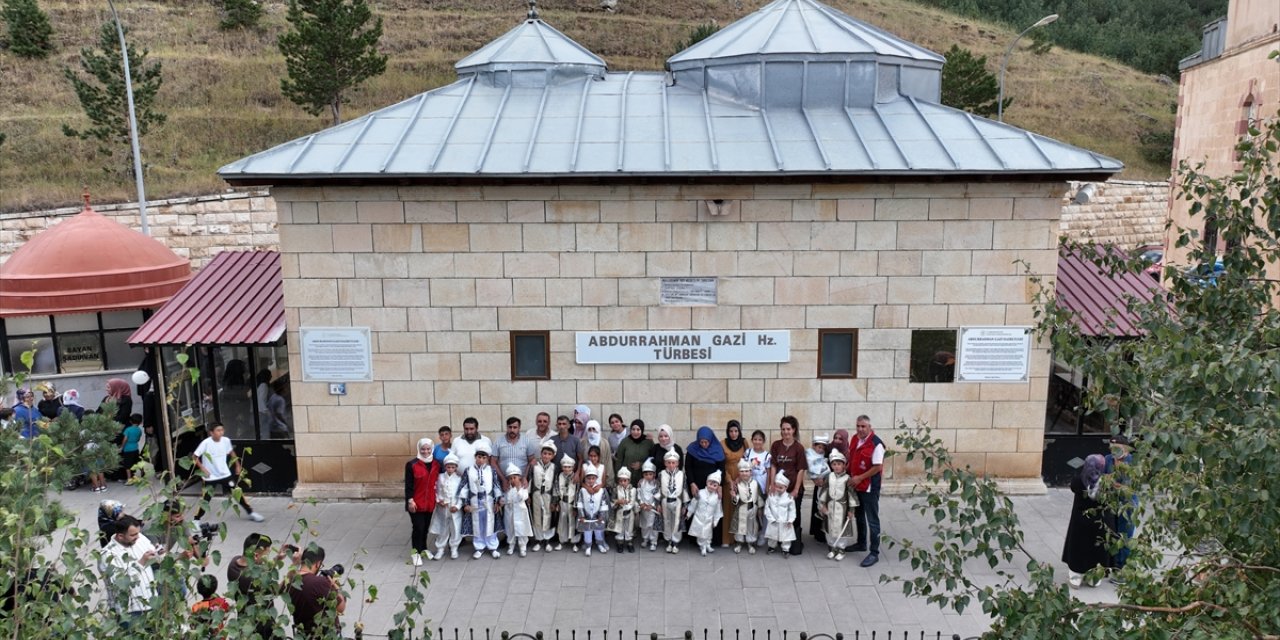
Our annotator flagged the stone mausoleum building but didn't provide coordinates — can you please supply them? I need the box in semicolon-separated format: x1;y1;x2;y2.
221;0;1121;498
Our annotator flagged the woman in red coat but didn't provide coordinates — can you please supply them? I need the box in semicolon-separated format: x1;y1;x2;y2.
405;437;439;565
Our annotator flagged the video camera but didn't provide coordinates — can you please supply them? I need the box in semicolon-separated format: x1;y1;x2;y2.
318;564;345;579
195;521;220;541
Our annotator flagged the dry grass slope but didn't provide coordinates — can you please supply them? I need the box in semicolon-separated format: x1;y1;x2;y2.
0;0;1176;212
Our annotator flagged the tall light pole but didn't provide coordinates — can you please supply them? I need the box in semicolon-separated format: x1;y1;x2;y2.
998;13;1058;123
105;0;149;235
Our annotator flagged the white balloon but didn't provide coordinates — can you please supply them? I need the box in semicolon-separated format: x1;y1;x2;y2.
131;370;150;386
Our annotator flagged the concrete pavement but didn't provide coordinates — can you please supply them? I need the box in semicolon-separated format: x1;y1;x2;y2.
54;481;1119;638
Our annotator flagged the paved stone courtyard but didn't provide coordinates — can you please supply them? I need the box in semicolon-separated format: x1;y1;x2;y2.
58;483;1119;638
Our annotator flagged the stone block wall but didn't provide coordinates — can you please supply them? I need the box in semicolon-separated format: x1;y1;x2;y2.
0;191;278;268
273;181;1067;498
1060;180;1169;249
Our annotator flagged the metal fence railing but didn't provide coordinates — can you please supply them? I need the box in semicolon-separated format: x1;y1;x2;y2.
387;628;981;640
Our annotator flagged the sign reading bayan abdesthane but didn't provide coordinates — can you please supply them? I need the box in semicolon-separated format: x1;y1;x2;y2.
576;330;791;364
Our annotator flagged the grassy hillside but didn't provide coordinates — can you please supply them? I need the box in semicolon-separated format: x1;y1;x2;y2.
0;0;1176;212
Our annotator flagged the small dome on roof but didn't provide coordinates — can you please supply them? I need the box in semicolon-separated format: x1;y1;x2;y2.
668;0;943;107
0;196;191;317
455;9;606;87
668;0;942;67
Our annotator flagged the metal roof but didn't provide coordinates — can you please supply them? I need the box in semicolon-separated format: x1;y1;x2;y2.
128;250;285;346
668;0;942;68
1056;248;1160;337
219;0;1122;183
455;17;606;81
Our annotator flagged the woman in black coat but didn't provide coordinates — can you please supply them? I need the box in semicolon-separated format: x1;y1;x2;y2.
1061;454;1114;587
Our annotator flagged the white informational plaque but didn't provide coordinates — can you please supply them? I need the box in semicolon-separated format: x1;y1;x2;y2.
300;327;373;382
957;326;1032;383
659;277;717;306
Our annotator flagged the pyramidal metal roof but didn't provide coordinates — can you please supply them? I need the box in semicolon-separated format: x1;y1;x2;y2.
455;16;605;78
667;0;942;68
219;0;1122;184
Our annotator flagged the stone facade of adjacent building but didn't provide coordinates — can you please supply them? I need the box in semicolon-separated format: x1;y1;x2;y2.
1167;0;1280;267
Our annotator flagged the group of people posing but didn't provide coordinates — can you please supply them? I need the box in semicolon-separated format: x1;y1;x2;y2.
403;407;887;567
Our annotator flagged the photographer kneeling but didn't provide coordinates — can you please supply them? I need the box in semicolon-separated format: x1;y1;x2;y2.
150;499;208;599
287;544;346;640
229;533;284;640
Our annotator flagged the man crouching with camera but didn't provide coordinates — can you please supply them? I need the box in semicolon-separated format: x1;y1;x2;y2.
147;499;210;599
288;544;346;640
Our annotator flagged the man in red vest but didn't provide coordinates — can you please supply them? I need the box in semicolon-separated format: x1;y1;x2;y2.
850;415;885;567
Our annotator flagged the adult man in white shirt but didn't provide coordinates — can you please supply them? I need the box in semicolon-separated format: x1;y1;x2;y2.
101;515;158;625
452;417;493;472
191;422;265;523
525;411;553;444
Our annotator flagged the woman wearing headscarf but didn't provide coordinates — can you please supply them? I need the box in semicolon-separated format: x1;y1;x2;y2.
614;418;651;479
1061;453;1114;587
102;378;133;425
60;389;86;420
37;384;62;420
720;419;747;546
581;419;615;485
647;424;684;470
831;428;851;460
13;388;40;439
405;437;439;565
685;425;726;546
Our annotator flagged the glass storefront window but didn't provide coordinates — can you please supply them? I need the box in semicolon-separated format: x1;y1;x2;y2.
2;311;146;375
253;343;292;440
163;346;207;431
6;337;55;375
102;310;145;330
55;313;98;332
58;332;105;373
104;330;142;371
213;346;256;441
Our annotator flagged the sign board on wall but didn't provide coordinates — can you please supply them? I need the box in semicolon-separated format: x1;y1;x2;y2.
300;327;373;382
576;330;790;364
660;277;717;306
957;326;1032;383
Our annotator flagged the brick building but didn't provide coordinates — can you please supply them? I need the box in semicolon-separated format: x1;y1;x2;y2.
1167;0;1280;265
221;0;1121;498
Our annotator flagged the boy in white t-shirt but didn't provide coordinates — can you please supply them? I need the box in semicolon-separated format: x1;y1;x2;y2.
191;422;264;523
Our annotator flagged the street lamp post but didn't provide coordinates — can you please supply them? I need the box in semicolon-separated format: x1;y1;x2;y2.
104;0;149;235
997;13;1059;123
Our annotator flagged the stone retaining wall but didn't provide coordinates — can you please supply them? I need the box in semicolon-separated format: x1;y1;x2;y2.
0;191;278;268
1;181;1168;268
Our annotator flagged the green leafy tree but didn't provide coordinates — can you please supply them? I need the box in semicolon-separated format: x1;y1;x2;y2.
61;21;166;173
278;0;387;126
940;44;1010;118
219;0;263;31
1;0;54;58
0;351;434;640
886;111;1280;638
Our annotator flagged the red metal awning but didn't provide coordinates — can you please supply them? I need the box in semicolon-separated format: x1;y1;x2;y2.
128;250;284;345
1056;248;1160;337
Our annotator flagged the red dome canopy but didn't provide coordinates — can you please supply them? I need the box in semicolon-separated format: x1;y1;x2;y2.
0;199;191;317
